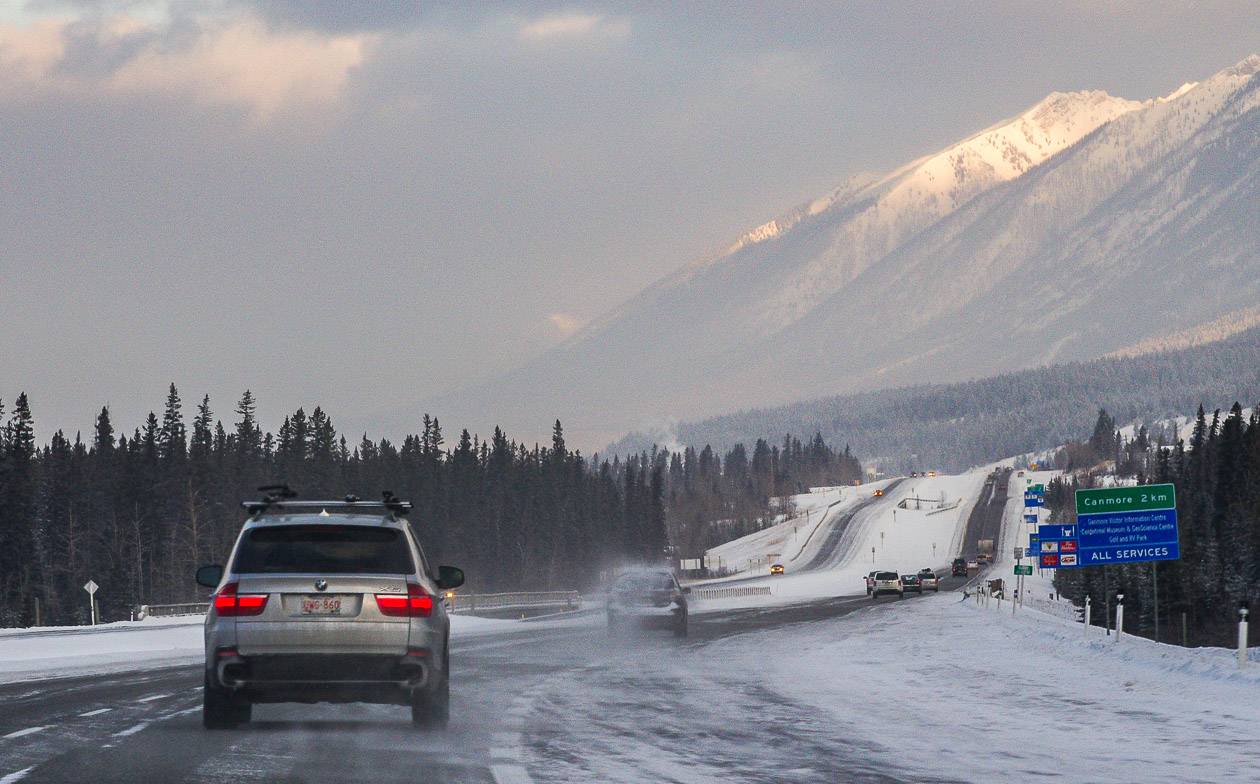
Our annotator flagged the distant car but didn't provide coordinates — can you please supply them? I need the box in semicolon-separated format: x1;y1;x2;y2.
909;471;919;477
951;558;968;577
865;570;879;595
927;470;937;477
873;489;885;497
900;573;922;594
606;568;689;637
917;569;940;592
967;559;979;571
1017;470;1025;477
770;563;785;576
871;571;903;599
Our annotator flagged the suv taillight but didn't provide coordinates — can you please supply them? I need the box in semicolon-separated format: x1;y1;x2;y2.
375;582;433;618
213;582;268;617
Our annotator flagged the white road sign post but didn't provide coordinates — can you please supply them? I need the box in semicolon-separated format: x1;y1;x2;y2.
1115;592;1125;643
1241;606;1250;669
83;579;99;625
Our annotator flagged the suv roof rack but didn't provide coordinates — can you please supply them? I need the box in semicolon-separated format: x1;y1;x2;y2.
242;486;412;517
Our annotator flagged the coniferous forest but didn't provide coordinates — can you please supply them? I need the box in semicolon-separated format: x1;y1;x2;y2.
1048;406;1260;647
0;387;861;627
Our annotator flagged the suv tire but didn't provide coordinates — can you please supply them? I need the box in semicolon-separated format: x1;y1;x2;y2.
411;647;450;729
203;670;250;729
674;611;688;638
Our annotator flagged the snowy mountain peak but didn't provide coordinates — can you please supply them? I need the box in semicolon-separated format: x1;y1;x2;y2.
1159;82;1199;103
440;56;1260;443
1217;53;1260;79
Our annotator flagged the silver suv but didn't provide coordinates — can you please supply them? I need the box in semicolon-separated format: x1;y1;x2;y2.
195;489;464;729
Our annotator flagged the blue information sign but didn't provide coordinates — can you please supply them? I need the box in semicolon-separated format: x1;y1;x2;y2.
1056;483;1182;568
1024;513;1039;524
1077;541;1180;566
1038;524;1076;540
1024;494;1044;508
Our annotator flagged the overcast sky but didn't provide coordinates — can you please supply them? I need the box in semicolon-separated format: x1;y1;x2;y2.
3;1;1258;445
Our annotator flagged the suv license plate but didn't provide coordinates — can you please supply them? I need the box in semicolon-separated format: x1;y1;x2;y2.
300;596;343;615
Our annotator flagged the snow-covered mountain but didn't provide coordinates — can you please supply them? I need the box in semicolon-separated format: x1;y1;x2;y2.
435;56;1260;446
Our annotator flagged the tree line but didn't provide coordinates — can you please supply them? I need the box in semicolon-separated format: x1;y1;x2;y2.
612;323;1260;472
1048;405;1260;647
0;387;860;627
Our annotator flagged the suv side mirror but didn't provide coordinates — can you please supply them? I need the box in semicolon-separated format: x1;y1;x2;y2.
196;564;223;588
436;565;465;591
682;586;692;594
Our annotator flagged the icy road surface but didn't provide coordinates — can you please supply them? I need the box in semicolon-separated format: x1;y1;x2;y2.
2;583;1257;783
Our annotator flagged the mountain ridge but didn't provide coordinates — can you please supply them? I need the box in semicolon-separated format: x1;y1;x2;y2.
432;55;1260;448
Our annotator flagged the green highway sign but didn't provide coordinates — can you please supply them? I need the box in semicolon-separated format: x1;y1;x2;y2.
1075;483;1175;516
1014;565;1033;575
1031;483;1045;493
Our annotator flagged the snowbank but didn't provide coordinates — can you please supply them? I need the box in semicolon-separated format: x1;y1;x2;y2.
709;594;1260;783
0;613;543;683
0;619;205;684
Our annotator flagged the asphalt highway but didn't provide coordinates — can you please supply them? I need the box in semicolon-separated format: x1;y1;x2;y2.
0;578;967;784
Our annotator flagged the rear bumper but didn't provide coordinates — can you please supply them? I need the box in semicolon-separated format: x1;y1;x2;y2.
608;604;685;626
213;653;432;704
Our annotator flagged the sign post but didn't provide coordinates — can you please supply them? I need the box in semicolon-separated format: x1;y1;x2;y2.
83;579;99;626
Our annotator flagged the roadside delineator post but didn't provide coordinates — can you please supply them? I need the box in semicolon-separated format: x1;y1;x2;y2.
1084;595;1091;636
1240;604;1250;669
1115;592;1125;643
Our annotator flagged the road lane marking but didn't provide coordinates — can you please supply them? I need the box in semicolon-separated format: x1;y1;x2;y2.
490;764;534;784
79;708;113;717
0;766;34;783
1;727;46;740
113;722;149;737
135;693;170;703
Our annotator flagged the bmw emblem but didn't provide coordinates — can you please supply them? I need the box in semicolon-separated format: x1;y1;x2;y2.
314;579;328;592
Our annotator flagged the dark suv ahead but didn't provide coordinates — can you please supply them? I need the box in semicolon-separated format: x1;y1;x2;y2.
952;558;968;577
196;490;464;729
606;568;690;637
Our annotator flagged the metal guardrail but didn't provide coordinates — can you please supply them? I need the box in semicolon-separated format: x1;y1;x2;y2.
447;591;581;614
691;586;771;600
139;602;209;619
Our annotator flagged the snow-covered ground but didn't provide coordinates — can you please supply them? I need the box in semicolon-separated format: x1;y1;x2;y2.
0;613;552;684
736;595;1260;783
527;593;1260;783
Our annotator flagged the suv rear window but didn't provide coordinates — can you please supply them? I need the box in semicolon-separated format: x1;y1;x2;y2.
615;571;673;591
232;525;414;575
875;571;898;580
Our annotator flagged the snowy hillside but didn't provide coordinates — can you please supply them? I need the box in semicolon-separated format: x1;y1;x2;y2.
437;55;1260;445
